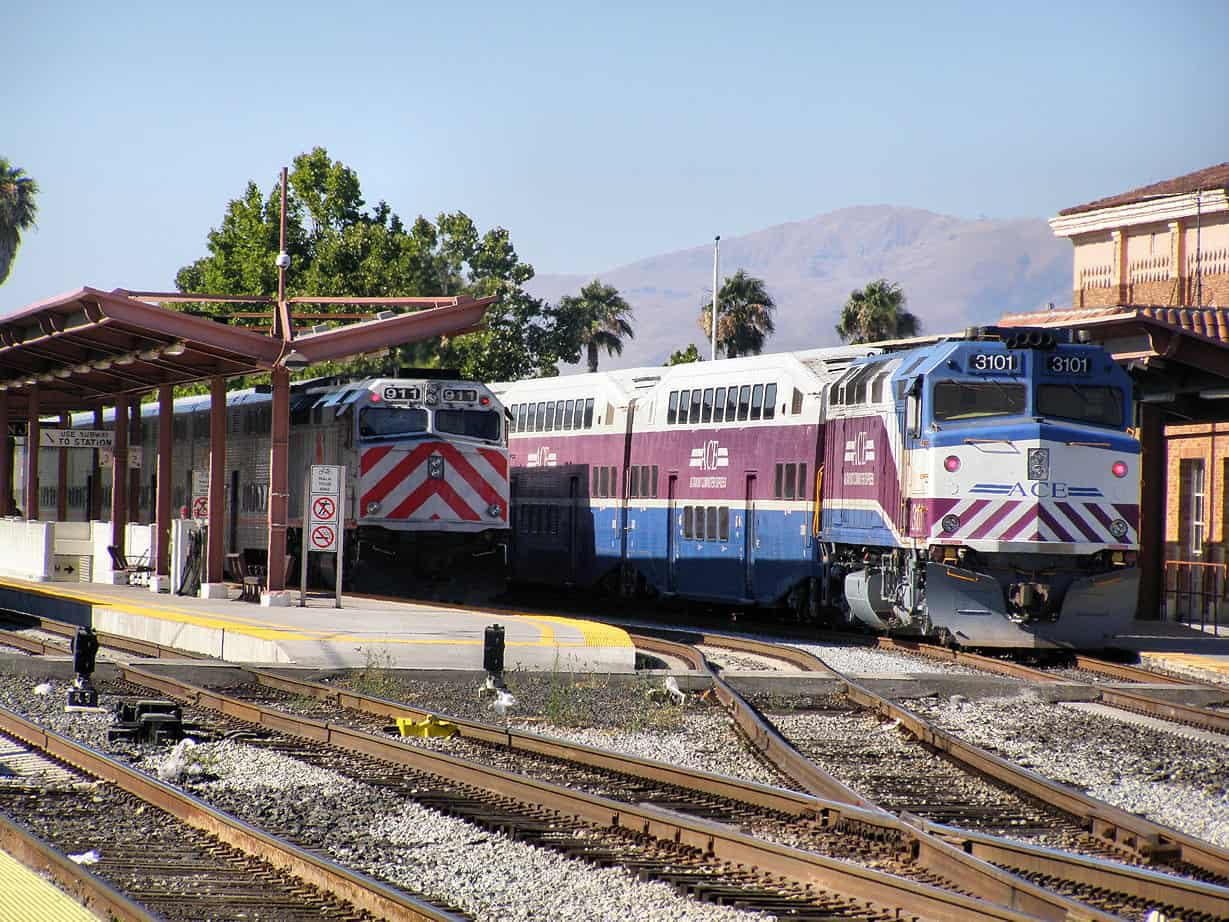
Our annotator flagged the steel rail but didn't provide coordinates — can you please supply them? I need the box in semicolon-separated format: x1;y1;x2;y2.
874;637;1229;735
0;703;464;922
634;630;1229;917
0;618;208;661
0;811;160;922
110;662;1081;922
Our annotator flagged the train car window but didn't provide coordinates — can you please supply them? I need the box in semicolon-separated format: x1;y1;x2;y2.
563;399;575;429
436;409;501;441
1037;385;1124;428
689;390;703;424
651;465;659;497
592;468;599;496
724;387;738;421
792;388;803;415
719;506;730;541
871;371;888;404
738;385;751;420
677;390;689;425
799;464;807;499
750;384;764;420
706;506;717;541
517;404;529;432
784;463;797;500
763;383;777;419
507;406;516;434
584;398;595;428
359;407;428;438
695;507;707;540
933;381;1026;422
713;387;727;422
557;400;567;428
667;391;679;424
545;401;556;431
535;402;547;430
774;463;783;499
613;466;621;497
683;506;694;539
551;506;560;535
599;466;610;497
629;467;640;499
701;388;714;423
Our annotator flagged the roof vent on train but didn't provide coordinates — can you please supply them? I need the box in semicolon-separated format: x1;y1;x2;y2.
962;325;1069;351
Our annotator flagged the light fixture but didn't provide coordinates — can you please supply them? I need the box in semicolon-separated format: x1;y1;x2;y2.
162;341;187;357
93;359;113;371
55;368;72;378
376;310;396;321
115;354;137;366
138;347;162;361
38;373;55;384
73;363;92;374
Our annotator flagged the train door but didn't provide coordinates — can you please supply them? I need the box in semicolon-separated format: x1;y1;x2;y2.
568;475;580;580
666;473;678;593
743;473;757;599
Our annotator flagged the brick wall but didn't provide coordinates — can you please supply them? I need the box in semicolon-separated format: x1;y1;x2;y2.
1165;422;1229;558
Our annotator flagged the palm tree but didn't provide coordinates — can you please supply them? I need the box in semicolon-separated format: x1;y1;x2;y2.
0;159;39;285
560;279;635;373
836;279;919;344
698;269;776;359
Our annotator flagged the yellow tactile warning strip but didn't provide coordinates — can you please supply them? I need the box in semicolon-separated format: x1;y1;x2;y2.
0;849;98;922
0;577;633;650
1141;651;1229;681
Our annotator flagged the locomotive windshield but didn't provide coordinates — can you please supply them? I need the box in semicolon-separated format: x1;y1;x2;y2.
359;407;427;438
436;408;501;441
932;381;1026;422
1037;384;1124;428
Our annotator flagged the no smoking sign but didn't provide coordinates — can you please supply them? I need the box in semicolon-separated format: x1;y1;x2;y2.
311;524;337;551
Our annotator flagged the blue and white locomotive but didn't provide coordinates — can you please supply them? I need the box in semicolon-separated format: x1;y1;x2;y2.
495;326;1140;648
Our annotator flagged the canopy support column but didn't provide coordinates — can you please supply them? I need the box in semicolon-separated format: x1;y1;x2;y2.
110;397;128;571
264;366;291;603
1137;404;1164;620
0;393;10;517
153;385;173;592
56;413;69;521
89;408;102;521
25;385;39;521
201;376;228;598
128;403;141;525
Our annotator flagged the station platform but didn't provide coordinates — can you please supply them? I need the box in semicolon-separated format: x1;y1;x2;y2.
1113;620;1229;685
0;577;635;672
0;848;98;922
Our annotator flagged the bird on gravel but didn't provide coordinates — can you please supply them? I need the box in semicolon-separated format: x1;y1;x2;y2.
33;682;53;696
664;676;685;706
492;689;517;718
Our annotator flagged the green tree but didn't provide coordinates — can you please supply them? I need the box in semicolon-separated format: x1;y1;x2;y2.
559;279;635;373
175;147;578;382
0;159;39;285
836;279;919;344
697;269;776;359
666;344;701;365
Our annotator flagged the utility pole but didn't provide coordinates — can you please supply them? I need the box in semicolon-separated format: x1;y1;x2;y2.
711;236;720;361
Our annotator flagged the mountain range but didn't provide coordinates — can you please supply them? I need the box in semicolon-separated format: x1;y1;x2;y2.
527;205;1072;370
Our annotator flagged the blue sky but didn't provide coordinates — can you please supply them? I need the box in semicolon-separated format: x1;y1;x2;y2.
4;0;1227;313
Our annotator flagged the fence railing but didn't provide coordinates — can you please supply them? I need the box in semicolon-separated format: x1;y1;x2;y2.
1163;559;1226;635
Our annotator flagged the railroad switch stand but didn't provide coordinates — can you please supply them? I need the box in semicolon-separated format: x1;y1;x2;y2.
107;699;192;745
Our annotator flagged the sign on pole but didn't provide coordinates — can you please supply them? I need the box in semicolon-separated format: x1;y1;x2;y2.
41;429;114;449
191;470;209;519
302;463;345;608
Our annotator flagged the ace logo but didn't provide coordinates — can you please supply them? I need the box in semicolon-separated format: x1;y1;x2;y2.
843;432;876;466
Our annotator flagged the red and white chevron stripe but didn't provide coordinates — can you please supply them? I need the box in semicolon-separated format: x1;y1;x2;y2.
932;498;1138;544
360;441;508;525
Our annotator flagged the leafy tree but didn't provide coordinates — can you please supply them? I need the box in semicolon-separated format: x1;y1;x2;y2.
666;344;701;365
697;269;776;359
836;279;919;344
0;159;39;285
175;147;578;382
559;279;635;373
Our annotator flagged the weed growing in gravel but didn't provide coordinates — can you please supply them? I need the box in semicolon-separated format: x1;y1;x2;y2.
349;647;401;700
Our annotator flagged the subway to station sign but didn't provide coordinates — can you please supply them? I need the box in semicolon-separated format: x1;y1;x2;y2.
40;429;115;449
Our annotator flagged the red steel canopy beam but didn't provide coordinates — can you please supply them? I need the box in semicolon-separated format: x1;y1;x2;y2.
289;297;496;364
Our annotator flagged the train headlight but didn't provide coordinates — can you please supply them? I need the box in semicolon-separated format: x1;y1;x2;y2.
943;455;960;473
941;513;960;533
1109;518;1129;540
1111;460;1128;478
487;502;502;518
366;501;381;515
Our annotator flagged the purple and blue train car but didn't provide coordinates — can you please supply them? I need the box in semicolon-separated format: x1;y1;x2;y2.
494;327;1142;648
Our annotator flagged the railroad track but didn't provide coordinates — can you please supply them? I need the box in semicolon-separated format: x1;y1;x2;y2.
0;711;461;921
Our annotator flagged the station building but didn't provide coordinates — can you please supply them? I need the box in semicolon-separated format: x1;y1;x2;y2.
1044;162;1229;620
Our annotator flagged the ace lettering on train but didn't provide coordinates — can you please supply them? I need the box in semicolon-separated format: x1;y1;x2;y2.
302;464;345;609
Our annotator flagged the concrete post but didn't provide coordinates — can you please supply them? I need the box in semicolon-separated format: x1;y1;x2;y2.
110;396;128;557
1137;404;1165;620
153;385;173;592
57;412;69;521
128;402;141;524
89;407;103;522
201;376;228;598
0;393;10;516
264;366;291;604
25;385;39;521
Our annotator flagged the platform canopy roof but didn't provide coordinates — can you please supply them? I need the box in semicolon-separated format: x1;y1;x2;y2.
0;286;495;415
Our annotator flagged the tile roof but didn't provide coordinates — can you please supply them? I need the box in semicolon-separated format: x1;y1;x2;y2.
1000;304;1229;344
1058;162;1229;217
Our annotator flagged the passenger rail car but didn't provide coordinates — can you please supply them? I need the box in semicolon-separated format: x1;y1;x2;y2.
46;376;510;592
494;328;1141;648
